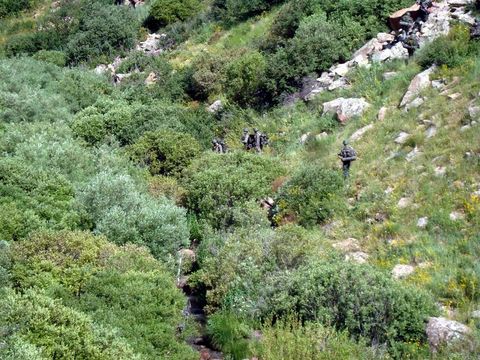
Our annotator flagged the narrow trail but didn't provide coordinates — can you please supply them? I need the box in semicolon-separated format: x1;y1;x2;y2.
177;254;223;360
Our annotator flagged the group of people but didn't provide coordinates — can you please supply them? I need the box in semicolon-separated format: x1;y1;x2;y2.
385;0;434;56
241;128;269;153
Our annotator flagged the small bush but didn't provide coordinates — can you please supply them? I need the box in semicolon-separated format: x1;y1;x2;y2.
128;129;201;176
253;318;386;360
183;152;284;229
148;0;200;28
0;0;33;18
264;261;437;347
32;50;67;67
417;25;479;69
277;164;344;227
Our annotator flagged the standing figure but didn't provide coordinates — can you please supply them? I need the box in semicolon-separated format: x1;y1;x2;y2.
241;128;250;150
417;0;433;23
471;18;480;40
403;32;420;56
254;128;262;153
338;140;357;179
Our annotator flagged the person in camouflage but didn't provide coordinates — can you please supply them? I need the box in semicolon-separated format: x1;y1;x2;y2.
471;18;480;40
338;140;357;179
399;13;415;33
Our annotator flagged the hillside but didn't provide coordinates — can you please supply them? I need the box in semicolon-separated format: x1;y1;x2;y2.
0;0;480;359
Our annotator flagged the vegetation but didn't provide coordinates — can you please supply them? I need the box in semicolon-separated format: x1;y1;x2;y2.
0;0;479;359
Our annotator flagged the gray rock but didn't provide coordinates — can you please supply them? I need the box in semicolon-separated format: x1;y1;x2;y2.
353;38;382;59
405;97;425;111
426;317;471;352
471;310;480;319
434;166;447;177
322;98;371;122
395;131;410;145
350;124;374;142
468;104;480;120
406;146;421;162
328;78;350;91
136;33;166;55
400;66;436;108
331;62;351;77
376;32;395;43
377;106;388;121
299;132;311;145
432;79;446;90
449;211;464;221
392;264;415;279
315;132;328;141
426;125;437;138
94;64;109;75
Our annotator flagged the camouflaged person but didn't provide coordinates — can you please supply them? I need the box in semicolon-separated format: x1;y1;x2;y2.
399;12;415;33
471;18;480;40
338;140;357;179
241;128;250;150
254;128;262;152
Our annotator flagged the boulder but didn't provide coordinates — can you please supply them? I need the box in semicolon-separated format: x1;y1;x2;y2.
376;32;395;43
468;104;480;120
331;62;351;77
377;106;389;121
426;317;471;352
392;264;415;279
426;125;437;138
395;131;410;145
449;211;465;221
207;100;223;114
328;78;350;91
400;66;436;108
300;132;311;145
322;98;371;123
405;97;425;112
353;38;382;59
350;124;374;142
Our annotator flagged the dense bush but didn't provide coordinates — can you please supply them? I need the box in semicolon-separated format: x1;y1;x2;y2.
225;50;267;106
0;288;137;359
78;171;190;259
417;25;480;69
183;152;284;229
253;319;386;360
32;50;67;67
264;261;437;346
66;4;138;64
148;0;201;28
128;130;201;176
9;231;197;359
212;0;283;23
0;0;33;18
276;164;344;226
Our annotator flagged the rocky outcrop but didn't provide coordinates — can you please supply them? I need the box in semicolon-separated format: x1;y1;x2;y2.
400;66;436;108
136;33;167;56
322;98;371;123
426;317;471;352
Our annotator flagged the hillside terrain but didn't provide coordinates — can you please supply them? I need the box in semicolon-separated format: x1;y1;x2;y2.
0;0;480;359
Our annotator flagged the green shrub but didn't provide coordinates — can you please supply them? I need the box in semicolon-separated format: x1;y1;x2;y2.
128;129;201;176
277;164;344;227
253;318;387;360
183;152;284;229
148;0;200;27
78;171;190;259
264;261;437;347
0;288;137;359
10;231;197;359
187;52;229;100
66;4;138;64
417;25;479;69
0;241;11;288
207;311;251;360
225;50;266;106
212;0;283;23
0;0;34;18
32;50;67;67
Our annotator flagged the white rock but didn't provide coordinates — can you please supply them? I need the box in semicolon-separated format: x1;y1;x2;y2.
328;78;350;91
434;166;447;177
345;251;369;264
398;197;412;208
447;93;462;100
353;38;382;59
468;105;480;120
460;124;472;132
449;211;464;221
376;32;395;43
331;62;351;77
94;64;109;75
383;72;398;80
322;98;371;122
317;72;334;87
417;217;429;228
392;264;415;279
352;54;369;67
432;79;446;90
385;186;394;195
350;124;374;142
400;66;436;108
426;317;471;352
207;100;223;114
377;106;388;121
395;132;410;145
300;132;311;145
315;132;328;141
471;310;480;319
144;72;157;86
